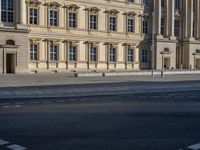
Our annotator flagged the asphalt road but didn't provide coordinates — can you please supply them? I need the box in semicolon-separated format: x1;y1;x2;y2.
0;90;200;150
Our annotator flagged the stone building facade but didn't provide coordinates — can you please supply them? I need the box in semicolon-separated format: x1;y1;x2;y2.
0;0;200;74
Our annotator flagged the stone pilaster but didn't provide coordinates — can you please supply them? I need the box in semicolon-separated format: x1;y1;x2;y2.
196;0;200;39
134;47;139;63
17;0;27;29
169;0;175;39
188;0;194;39
155;0;161;35
165;0;169;36
184;0;189;38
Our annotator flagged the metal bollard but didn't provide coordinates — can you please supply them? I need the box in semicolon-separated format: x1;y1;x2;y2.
161;70;164;78
102;72;106;77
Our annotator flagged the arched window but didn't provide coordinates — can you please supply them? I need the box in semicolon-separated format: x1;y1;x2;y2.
164;48;170;52
6;40;15;45
1;0;14;23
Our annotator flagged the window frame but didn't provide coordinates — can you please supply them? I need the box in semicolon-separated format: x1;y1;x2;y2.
30;43;39;61
29;7;39;25
49;43;58;61
109;47;117;62
68;44;77;62
68;11;77;28
1;0;15;24
49;9;59;27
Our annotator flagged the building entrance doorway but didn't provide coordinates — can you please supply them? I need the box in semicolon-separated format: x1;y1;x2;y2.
196;59;200;69
164;58;170;69
6;53;15;74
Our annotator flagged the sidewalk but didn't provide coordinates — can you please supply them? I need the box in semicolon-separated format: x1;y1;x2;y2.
0;73;200;87
0;74;200;99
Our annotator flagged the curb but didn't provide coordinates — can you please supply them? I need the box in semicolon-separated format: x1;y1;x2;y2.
74;70;200;77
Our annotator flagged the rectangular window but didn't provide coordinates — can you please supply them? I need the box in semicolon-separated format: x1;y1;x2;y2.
142;20;148;34
90;14;97;30
49;10;58;26
29;8;38;25
193;21;196;37
127;0;134;4
50;44;58;61
90;47;97;62
161;0;165;7
69;45;77;61
127;18;135;33
175;0;180;10
127;48;133;62
109;47;116;62
109;16;117;31
30;44;38;61
142;49;148;63
161;18;165;35
174;20;180;37
68;12;77;28
2;0;14;23
143;0;149;5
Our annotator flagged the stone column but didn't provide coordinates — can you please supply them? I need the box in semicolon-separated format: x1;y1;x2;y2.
20;0;26;24
156;0;161;35
0;0;3;27
188;0;194;38
166;0;169;36
170;0;175;38
184;0;188;38
196;0;200;39
17;0;27;29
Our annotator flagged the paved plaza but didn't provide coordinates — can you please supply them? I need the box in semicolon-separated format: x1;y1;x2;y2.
0;73;200;87
0;74;200;99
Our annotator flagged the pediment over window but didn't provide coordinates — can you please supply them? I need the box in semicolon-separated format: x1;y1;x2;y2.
122;43;137;47
123;11;137;17
26;0;42;7
104;42;118;48
29;38;42;44
62;40;79;46
139;13;150;18
85;7;100;13
104;9;120;15
44;2;61;9
160;48;172;54
63;4;80;11
84;41;100;47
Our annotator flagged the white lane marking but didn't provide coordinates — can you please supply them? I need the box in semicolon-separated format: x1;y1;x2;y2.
7;144;27;150
188;143;200;150
0;139;9;145
1;105;22;108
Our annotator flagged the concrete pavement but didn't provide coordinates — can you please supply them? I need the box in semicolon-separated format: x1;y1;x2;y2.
0;74;200;99
0;74;200;87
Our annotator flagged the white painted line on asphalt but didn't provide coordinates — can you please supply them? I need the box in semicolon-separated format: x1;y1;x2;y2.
188;143;200;150
0;103;12;106
41;101;52;103
0;139;9;145
1;105;22;108
28;101;40;104
7;144;27;150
